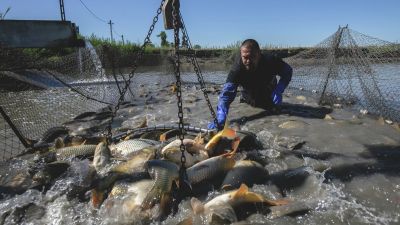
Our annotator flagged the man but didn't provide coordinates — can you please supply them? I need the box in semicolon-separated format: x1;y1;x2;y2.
208;39;293;130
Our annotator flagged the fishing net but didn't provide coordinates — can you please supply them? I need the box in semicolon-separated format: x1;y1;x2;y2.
1;26;399;161
286;26;400;122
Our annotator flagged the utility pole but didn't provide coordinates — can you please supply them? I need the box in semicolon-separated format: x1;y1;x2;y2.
108;20;114;43
121;35;125;45
59;0;66;21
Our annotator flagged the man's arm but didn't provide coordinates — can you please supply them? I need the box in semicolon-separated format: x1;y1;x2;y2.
277;62;292;87
272;60;293;104
208;82;238;129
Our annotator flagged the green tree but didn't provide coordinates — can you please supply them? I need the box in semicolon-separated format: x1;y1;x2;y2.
157;31;169;47
193;44;201;49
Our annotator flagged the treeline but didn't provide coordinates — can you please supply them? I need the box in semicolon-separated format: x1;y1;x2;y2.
0;33;309;71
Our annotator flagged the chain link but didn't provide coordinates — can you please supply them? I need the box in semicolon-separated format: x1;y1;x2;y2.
179;13;219;127
105;0;166;144
171;0;187;169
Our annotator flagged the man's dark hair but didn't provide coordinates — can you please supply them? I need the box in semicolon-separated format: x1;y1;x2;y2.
241;39;260;51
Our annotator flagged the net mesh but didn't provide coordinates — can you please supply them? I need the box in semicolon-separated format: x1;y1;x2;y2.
1;26;399;160
286;26;400;122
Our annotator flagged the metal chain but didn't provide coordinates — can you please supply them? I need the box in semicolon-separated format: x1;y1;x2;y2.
179;13;219;127
172;0;187;169
105;0;166;144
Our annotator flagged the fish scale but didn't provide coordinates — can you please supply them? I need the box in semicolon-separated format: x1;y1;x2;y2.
55;145;97;160
111;139;161;157
187;155;235;184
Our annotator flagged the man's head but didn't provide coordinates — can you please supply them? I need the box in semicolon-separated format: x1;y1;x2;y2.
240;39;261;71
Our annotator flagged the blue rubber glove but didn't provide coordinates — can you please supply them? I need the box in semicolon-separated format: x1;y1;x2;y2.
207;121;220;130
208;83;237;130
272;80;286;105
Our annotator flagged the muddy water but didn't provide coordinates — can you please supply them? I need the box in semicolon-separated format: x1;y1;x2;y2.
0;72;399;225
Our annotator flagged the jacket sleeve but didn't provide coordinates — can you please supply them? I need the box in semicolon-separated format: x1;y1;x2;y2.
216;82;238;124
277;62;293;88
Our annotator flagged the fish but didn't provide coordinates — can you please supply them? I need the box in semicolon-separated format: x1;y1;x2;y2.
161;138;205;155
110;139;161;157
268;201;313;219
159;129;180;142
141;160;179;212
92;142;111;171
54;137;65;149
119;116;148;132
31;161;70;186
204;121;237;152
235;130;264;151
54;144;98;160
112;147;157;174
178;202;237;225
221;160;269;191
191;184;289;215
186;152;237;185
91;147;157;208
162;146;208;167
104;179;155;220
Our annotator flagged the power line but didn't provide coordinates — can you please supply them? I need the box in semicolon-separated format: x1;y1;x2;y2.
78;0;108;24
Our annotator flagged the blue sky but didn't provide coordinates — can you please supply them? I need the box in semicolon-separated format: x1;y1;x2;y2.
1;0;399;47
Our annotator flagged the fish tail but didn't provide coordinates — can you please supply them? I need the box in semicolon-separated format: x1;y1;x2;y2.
177;217;193;225
190;197;205;214
159;193;172;217
229;136;241;156
91;188;105;208
141;186;162;210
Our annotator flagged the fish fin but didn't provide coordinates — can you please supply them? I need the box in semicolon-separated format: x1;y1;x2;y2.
194;133;205;145
91;189;105;208
123;136;130;141
170;84;177;93
221;184;234;191
205;120;237;151
110;157;127;162
141;186;162;210
99;136;107;144
229;136;241;155
232;183;249;199
221;120;237;139
54;137;64;149
139;117;147;128
204;133;221;151
190;197;205;214
177;217;193;225
159;132;167;142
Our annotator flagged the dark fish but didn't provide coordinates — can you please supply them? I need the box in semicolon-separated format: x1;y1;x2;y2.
141;160;179;212
186;153;236;185
221;160;269;191
236;130;264;151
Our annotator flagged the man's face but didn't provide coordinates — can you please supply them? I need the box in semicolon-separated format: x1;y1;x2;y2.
240;46;261;71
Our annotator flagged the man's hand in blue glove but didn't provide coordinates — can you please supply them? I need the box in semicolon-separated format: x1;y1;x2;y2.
207;119;224;130
272;91;282;104
272;81;286;105
207;121;218;130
